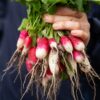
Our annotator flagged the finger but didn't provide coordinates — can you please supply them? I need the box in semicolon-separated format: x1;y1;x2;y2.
53;21;80;30
71;30;90;45
43;14;78;23
56;7;82;18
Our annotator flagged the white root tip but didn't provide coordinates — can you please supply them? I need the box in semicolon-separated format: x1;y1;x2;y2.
50;42;57;49
75;42;85;51
48;49;59;76
64;43;73;54
80;56;91;73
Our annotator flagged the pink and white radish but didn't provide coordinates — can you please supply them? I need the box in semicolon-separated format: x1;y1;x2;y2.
21;36;32;55
17;30;28;50
69;35;85;51
49;38;57;49
60;35;73;54
73;50;84;63
36;37;49;59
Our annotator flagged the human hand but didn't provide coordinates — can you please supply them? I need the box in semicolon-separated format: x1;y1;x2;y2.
43;7;90;45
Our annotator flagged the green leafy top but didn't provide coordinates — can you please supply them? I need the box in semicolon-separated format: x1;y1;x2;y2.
16;0;100;12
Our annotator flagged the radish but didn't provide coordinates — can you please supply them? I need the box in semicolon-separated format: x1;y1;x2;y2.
36;37;49;59
28;47;38;64
49;38;57;49
25;59;33;72
21;36;32;55
73;50;84;63
60;35;73;54
17;30;28;50
69;35;85;51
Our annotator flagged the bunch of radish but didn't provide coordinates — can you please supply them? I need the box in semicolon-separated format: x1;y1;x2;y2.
5;30;99;100
3;0;100;100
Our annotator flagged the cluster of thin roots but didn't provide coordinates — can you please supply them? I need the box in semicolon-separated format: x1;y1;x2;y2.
2;48;100;100
1;50;20;80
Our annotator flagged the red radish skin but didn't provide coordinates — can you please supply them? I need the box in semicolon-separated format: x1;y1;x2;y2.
73;50;84;63
49;38;57;49
28;47;37;64
19;30;28;39
60;36;73;54
69;36;85;51
26;59;33;72
22;36;32;55
46;67;52;77
36;37;49;59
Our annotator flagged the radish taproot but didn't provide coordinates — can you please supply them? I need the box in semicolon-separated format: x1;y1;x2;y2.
48;49;59;76
21;36;32;55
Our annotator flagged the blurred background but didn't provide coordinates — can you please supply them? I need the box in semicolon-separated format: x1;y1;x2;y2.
0;0;100;100
0;0;7;43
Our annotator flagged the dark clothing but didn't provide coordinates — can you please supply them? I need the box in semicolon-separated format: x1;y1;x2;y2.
0;2;100;100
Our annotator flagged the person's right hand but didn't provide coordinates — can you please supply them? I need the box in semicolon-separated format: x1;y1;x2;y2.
43;7;90;45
